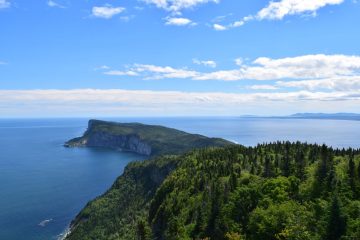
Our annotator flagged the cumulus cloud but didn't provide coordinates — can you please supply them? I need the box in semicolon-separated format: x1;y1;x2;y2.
217;0;344;30
126;64;199;79
213;20;246;30
104;70;139;76
193;59;217;68
0;0;10;9
277;76;360;91
143;0;218;26
195;54;360;81
256;0;344;20
106;54;360;82
1;89;359;117
213;23;227;31
92;5;125;19
143;0;219;14
165;17;194;26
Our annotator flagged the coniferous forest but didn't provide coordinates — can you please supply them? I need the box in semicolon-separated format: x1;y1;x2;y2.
67;142;360;240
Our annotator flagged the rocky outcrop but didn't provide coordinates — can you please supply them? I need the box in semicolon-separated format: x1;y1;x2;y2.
86;132;151;156
64;121;152;156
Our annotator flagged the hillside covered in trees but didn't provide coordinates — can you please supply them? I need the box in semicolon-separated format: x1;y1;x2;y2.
67;141;360;240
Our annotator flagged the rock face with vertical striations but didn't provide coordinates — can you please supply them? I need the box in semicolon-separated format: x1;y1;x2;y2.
65;119;232;157
68;131;152;155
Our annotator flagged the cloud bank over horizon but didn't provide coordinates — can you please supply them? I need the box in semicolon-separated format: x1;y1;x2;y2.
1;88;359;117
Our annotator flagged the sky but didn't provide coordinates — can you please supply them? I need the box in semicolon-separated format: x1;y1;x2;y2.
0;0;360;117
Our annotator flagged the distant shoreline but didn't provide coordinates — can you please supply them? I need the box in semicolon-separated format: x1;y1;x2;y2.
239;113;360;122
241;116;360;121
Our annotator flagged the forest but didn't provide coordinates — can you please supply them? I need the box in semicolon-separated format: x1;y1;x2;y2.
67;142;360;240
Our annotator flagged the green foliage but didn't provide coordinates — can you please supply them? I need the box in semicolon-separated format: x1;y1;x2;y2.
148;142;360;240
67;141;360;240
66;155;180;240
248;201;315;240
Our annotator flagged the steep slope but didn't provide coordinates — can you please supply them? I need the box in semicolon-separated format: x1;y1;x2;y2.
68;141;360;240
66;155;181;240
65;120;230;156
65;120;232;240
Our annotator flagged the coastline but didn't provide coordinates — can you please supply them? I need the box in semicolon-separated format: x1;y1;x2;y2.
57;227;71;240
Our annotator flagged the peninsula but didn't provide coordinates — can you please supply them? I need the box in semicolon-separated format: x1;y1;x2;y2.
65;119;231;156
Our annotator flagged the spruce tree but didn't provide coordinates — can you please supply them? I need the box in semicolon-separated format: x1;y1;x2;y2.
349;153;355;192
326;195;346;240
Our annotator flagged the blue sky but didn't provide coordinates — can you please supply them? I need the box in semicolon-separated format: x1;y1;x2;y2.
1;0;360;117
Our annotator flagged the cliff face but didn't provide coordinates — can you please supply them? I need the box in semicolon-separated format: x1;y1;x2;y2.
65;121;152;155
85;132;152;155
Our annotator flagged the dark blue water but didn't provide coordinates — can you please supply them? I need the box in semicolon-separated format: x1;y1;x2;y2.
0;119;145;240
0;118;359;240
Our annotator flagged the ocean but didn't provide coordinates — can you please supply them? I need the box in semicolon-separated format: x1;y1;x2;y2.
0;117;359;239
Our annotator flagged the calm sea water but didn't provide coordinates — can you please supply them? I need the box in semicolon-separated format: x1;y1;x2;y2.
0;117;359;240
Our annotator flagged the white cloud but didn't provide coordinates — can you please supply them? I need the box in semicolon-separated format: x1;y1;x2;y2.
92;5;125;19
47;0;65;8
217;0;344;30
235;58;243;66
131;64;199;79
143;0;219;14
1;89;359;117
252;54;360;78
0;61;7;65
213;23;227;31
193;59;217;68
256;0;344;20
104;70;139;76
231;20;245;27
0;0;10;9
277;76;360;91
212;16;250;31
144;0;218;25
248;85;279;90
110;54;360;82
199;54;360;81
165;17;194;26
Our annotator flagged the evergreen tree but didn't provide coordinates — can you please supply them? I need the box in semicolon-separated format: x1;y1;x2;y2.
348;153;355;192
326;195;346;240
281;142;291;177
136;220;151;240
295;150;306;180
326;152;336;192
263;155;272;178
